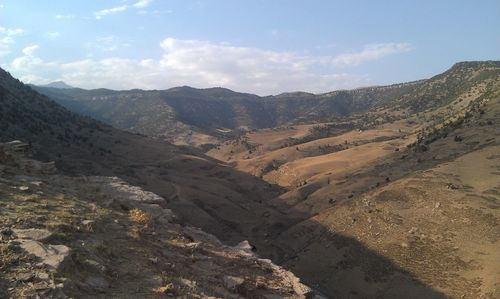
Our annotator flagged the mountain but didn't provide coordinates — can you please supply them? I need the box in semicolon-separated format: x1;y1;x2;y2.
32;81;422;147
206;61;500;298
0;67;288;246
33;61;500;149
0;67;323;297
0;68;105;160
38;81;74;89
2;61;500;298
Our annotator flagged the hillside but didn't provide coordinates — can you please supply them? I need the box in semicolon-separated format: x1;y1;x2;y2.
0;66;325;297
205;61;500;298
0;68;110;162
2;61;499;298
33;79;423;147
0;141;321;298
33;62;500;150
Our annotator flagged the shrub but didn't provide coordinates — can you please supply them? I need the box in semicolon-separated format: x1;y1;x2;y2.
129;208;152;227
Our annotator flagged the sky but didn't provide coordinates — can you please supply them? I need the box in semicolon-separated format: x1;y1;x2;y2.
0;0;499;95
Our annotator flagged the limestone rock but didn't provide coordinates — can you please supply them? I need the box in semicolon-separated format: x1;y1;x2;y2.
13;228;52;241
235;240;253;251
17;240;70;269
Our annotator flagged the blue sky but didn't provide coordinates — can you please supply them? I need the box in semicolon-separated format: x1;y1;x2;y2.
1;0;499;95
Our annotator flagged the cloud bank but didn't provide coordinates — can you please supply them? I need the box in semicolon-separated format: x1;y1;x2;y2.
331;43;413;66
0;27;24;56
94;5;128;19
7;38;412;95
133;0;153;9
94;0;154;19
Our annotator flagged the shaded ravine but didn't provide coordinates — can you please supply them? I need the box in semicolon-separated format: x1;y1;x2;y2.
72;143;452;298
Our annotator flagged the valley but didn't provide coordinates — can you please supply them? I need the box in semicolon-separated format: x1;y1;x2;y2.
1;61;499;298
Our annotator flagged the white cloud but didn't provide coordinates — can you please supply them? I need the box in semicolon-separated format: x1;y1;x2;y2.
0;27;24;56
9;45;59;83
21;45;39;56
7;39;412;95
94;5;128;19
11;45;43;77
46;31;61;39
11;45;46;82
86;36;131;52
133;0;153;8
55;14;75;20
94;1;152;19
138;9;171;15
331;43;413;66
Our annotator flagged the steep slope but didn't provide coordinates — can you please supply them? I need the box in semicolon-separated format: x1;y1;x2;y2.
32;86;270;146
277;115;500;297
0;66;284;254
0;142;322;298
207;61;500;298
209;61;500;183
4;61;499;298
33;61;499;149
33;77;424;145
28;87;193;142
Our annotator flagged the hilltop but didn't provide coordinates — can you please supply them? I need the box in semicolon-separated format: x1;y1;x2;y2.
33;61;500;149
38;81;74;89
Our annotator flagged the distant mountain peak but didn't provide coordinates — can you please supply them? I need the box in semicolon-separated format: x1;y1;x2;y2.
40;81;74;89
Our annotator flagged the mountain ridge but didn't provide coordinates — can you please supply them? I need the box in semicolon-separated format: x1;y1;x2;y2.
32;61;500;147
2;60;499;298
38;81;74;89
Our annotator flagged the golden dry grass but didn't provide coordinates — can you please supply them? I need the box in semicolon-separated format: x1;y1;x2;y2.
129;208;152;227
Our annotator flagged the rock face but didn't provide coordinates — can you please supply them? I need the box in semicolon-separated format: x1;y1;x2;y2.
0;141;56;174
84;176;166;205
81;176;176;224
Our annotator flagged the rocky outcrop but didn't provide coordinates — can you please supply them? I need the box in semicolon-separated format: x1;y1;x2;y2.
17;241;70;270
75;176;324;298
0;141;324;298
0;141;56;174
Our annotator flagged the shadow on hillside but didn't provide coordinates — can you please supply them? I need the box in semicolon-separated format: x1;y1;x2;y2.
0;280;8;298
271;218;447;298
49;134;455;298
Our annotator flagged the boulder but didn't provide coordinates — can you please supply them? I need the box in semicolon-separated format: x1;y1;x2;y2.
233;240;255;256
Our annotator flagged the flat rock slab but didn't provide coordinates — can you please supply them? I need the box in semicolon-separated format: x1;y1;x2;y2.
18;240;70;269
13;228;52;241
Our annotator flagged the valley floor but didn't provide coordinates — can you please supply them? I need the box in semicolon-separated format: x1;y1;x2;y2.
201;97;500;298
